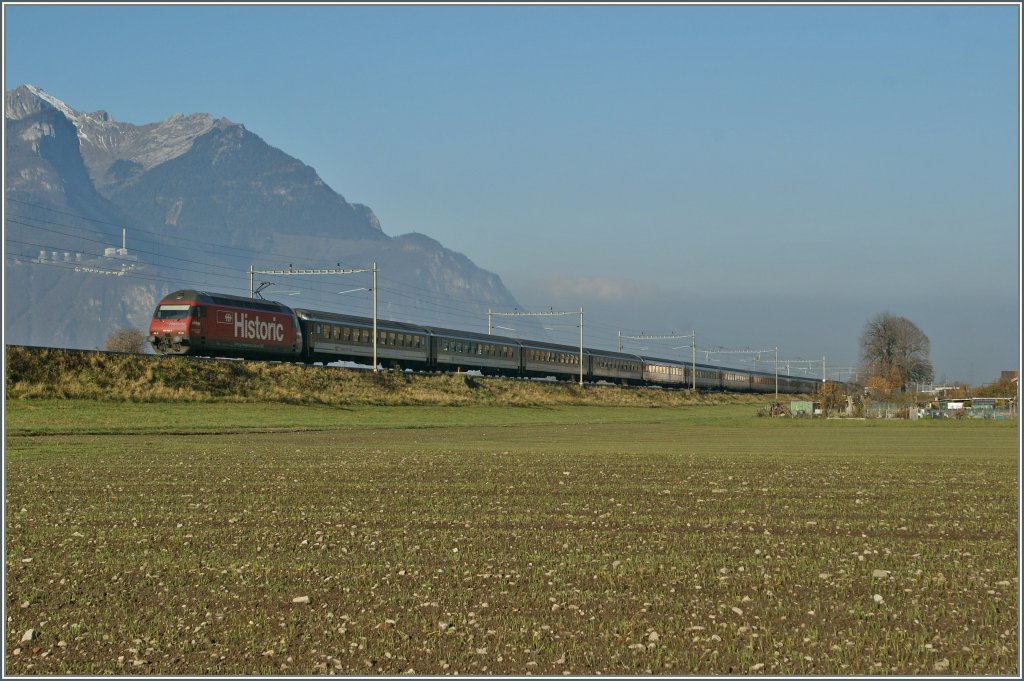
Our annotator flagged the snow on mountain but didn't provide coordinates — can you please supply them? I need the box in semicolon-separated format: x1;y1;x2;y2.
5;84;217;190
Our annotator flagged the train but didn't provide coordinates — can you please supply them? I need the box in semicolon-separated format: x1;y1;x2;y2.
148;289;823;395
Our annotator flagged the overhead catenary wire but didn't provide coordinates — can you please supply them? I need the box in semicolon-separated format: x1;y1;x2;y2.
5;199;848;374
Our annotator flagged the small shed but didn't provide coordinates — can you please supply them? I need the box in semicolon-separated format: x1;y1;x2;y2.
790;400;814;417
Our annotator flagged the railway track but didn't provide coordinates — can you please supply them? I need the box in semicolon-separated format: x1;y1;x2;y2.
5;344;716;394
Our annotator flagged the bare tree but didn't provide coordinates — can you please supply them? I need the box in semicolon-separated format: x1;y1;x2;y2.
859;311;934;392
103;327;148;354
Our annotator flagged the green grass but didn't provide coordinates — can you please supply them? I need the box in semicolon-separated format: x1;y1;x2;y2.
4;401;1018;675
4;400;766;435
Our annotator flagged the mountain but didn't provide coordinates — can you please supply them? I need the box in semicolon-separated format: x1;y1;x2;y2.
4;89;128;227
4;85;520;352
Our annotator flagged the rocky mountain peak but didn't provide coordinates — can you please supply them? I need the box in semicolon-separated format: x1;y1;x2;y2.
5;84;219;190
6;84;67;120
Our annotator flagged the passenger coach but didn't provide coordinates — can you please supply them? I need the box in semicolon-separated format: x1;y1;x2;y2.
294;309;430;369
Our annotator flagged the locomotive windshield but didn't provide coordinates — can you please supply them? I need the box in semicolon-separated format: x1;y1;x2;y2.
154;304;191;320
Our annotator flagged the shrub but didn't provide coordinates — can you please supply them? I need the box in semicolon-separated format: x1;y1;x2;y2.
103;327;148;354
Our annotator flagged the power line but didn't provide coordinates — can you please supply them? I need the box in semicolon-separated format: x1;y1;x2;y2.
488;308;584;385
5;200;851;373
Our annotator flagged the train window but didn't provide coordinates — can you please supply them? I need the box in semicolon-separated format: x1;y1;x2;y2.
155;304;191;320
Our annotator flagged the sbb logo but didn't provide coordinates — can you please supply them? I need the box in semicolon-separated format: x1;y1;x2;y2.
233;313;285;342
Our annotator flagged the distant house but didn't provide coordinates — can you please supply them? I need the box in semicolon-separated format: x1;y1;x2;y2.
935;397;1017;420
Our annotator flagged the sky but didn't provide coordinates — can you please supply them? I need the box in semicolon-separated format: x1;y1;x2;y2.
3;2;1020;385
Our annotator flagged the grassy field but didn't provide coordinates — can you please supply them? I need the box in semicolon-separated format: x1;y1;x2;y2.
4;400;1019;675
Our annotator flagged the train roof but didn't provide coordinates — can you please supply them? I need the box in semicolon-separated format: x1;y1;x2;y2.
158;290;294;313
636;352;822;382
294;308;431;334
589;349;645;362
422;325;521;344
518;337;591;354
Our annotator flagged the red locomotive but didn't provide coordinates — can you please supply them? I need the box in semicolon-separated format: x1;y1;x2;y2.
148;289;302;360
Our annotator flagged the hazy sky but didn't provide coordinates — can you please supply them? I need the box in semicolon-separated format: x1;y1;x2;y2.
4;3;1020;384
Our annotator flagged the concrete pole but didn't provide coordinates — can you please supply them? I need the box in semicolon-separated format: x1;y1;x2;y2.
691;331;696;390
372;263;378;372
579;307;584;386
775;346;779;399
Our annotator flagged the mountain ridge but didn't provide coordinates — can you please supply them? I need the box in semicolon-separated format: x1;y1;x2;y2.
4;84;521;352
